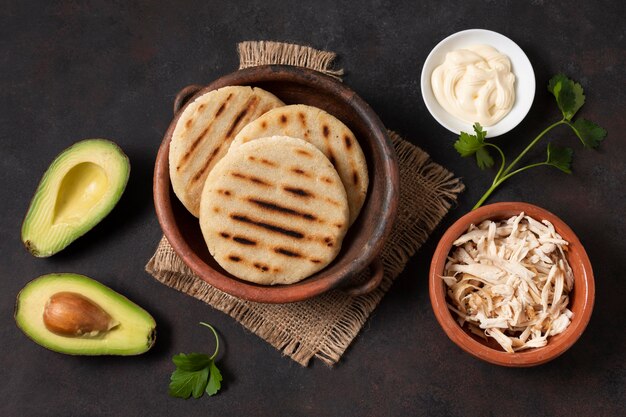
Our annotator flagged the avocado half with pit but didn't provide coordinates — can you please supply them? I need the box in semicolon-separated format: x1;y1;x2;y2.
21;139;130;257
15;273;156;355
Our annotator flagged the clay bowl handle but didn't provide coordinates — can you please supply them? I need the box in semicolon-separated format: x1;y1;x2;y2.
173;84;204;114
340;257;384;297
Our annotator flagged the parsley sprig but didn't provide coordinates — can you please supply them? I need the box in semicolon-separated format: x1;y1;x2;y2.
455;74;606;209
168;322;223;399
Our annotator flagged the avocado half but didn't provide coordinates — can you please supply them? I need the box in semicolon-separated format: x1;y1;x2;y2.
21;139;130;257
15;273;156;355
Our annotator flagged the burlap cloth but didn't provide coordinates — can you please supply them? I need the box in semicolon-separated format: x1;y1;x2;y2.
146;41;464;366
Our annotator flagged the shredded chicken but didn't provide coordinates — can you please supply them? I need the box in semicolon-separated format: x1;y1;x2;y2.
441;212;574;353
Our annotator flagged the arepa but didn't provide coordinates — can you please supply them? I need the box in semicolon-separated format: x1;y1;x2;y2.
199;136;349;285
169;86;284;216
230;104;368;225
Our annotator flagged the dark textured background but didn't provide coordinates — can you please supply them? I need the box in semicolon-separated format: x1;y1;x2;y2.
1;1;625;416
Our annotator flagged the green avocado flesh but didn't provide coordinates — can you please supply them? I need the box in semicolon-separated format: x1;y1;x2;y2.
15;273;156;355
21;139;130;257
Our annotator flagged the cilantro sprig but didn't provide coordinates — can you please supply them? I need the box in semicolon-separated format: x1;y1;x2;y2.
455;74;606;209
169;322;223;399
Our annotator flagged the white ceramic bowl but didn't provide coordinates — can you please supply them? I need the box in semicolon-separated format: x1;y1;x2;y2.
420;29;535;138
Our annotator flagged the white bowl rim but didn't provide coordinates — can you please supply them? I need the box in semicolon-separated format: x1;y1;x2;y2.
420;28;536;138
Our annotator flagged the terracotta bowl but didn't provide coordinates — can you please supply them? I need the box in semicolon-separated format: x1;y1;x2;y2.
429;202;595;366
154;65;399;303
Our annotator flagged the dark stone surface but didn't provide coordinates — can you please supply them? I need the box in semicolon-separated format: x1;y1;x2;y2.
1;1;624;416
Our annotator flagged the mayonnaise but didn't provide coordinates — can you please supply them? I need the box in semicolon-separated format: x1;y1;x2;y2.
431;45;515;126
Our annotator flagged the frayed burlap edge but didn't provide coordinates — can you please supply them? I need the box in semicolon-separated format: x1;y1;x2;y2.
238;41;344;79
146;41;464;366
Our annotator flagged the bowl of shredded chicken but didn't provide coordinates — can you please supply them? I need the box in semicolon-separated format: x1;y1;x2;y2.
429;202;594;367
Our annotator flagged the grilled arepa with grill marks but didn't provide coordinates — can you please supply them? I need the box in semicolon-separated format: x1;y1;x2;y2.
169;86;284;217
199;136;349;285
230;104;368;225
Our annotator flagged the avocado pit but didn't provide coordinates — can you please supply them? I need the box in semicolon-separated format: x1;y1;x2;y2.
43;291;119;337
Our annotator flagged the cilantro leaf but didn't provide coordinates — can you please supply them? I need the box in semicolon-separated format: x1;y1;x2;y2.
475;147;495;169
547;74;568;95
205;361;223;396
173;353;211;371
454;131;482;156
546;143;573;174
461;74;606;210
454;123;494;170
169;367;209;399
548;74;585;121
571;118;607;148
168;323;223;399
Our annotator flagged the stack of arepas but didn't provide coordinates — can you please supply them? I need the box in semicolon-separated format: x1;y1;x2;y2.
169;86;368;285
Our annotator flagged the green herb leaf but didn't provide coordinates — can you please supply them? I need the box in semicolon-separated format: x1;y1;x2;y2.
454;123;487;156
459;74;606;210
172;353;211;372
454;131;482;157
547;74;568;95
169;367;209;399
571;118;607;148
205;361;223;396
546;143;573;174
454;123;494;169
548;74;585;121
168;323;223;399
475;147;495;169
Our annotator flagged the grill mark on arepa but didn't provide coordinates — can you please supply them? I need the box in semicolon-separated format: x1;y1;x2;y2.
283;186;313;198
253;262;270;272
219;230;257;246
178;96;233;168
248;156;277;167
228;255;241;262
322;125;330;138
274;247;302;258
178;125;210;168
344;135;352;149
295;149;312;158
231;172;271;186
233;236;257;246
353;170;359;185
189;146;221;184
298;112;306;128
215;92;233;117
246;198;317;221
225;95;259;138
290;167;311;177
230;214;304;239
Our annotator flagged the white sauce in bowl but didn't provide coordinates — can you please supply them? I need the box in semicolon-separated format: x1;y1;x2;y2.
431;45;516;126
